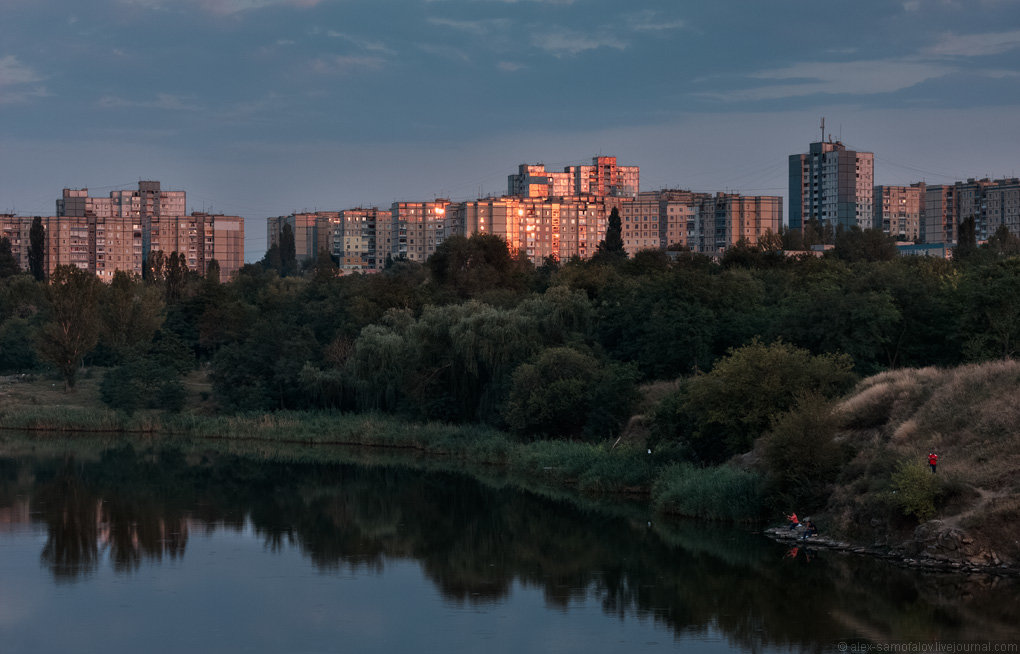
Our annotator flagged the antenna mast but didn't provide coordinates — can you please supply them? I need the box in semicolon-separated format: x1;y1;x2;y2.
820;117;825;143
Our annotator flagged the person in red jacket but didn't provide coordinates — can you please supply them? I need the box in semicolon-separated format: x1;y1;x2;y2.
928;451;938;473
787;512;800;530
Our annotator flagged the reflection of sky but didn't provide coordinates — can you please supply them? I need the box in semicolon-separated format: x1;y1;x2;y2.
0;523;748;654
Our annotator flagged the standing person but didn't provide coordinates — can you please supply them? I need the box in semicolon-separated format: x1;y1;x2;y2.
787;512;800;530
928;451;938;474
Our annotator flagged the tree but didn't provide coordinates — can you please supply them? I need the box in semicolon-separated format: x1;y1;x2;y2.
164;251;188;303
35;265;102;389
593;207;626;263
656;340;857;464
954;216;978;260
99;271;165;363
985;225;1020;257
28;217;45;281
0;236;20;278
279;224;297;277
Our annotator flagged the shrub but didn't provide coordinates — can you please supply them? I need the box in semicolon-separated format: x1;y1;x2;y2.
652;340;857;464
891;460;940;522
761;395;845;512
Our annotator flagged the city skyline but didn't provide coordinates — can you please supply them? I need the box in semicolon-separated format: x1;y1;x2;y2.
2;0;1019;260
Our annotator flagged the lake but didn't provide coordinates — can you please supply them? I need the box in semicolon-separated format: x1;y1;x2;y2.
1;439;1017;653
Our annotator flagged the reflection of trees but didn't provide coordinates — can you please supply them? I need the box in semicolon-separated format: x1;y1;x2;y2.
7;446;1020;646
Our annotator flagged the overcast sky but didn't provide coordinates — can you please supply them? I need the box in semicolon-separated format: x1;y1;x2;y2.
2;0;1019;259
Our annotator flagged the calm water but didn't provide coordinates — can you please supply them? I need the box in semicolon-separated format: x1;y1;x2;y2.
1;442;1017;653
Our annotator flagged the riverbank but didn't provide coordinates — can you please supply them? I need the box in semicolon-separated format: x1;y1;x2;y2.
0;388;765;523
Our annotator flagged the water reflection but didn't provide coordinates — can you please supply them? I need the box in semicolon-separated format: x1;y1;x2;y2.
1;443;1017;648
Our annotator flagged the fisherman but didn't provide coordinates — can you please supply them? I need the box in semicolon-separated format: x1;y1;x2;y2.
787;512;800;530
928;451;938;474
802;519;818;539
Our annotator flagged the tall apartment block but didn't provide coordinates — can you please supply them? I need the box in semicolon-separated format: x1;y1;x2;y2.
604;190;782;257
508;156;639;199
874;185;923;242
0;182;245;282
390;200;454;263
789;140;874;231
919;178;1020;245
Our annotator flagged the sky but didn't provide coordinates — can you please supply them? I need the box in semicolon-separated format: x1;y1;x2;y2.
2;0;1020;260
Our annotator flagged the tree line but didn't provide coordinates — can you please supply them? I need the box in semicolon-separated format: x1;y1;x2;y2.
2;221;1020;447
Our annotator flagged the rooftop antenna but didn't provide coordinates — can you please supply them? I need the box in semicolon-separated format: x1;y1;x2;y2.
820;117;825;143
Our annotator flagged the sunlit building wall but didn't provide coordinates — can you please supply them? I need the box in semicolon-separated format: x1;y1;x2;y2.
874;185;923;242
789;140;874;231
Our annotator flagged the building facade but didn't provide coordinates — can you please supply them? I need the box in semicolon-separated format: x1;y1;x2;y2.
874;185;923;242
789;140;874;232
508;156;640;199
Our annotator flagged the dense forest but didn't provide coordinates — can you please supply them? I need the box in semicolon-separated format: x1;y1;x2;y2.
2;224;1020;460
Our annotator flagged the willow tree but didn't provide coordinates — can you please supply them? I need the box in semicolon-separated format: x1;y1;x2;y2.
36;265;102;389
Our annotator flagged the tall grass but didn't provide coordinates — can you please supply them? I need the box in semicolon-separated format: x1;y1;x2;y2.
652;463;765;522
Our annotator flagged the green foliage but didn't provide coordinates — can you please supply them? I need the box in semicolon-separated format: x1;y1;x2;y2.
0;317;39;371
99;359;186;414
831;226;899;263
655;340;857;464
956;259;1020;360
35;266;103;389
98;271;166;363
891;460;940;522
761;395;845;512
652;463;765;521
0;236;20;278
592;207;626;263
503;347;639;441
28;217;45;281
427;233;530;299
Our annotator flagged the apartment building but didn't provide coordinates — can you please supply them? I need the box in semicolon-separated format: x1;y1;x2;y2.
789;140;874;231
919;178;1020;244
266;212;335;264
508;156;640;199
335;208;385;272
874;185;923;242
605;190;782;256
390;200;453;263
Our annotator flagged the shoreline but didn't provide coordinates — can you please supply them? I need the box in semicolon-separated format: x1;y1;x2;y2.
3;407;1017;576
764;527;1020;577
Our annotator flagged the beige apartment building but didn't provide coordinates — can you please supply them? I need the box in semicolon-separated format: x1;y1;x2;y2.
874;186;923;242
0;182;245;282
390;200;453;263
919;177;1020;244
789;139;874;231
508;156;640;199
152;213;244;282
605;190;782;256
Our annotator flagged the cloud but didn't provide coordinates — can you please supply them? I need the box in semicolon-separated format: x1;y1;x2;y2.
0;55;47;104
925;30;1020;57
626;10;684;32
309;55;385;74
97;93;204;111
119;0;322;15
324;31;395;55
425;17;512;35
701;59;955;101
497;61;524;72
531;30;627;56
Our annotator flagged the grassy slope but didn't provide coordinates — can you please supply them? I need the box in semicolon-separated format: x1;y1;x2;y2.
825;360;1020;565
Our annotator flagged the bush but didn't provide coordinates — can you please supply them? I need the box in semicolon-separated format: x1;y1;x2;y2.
653;340;857;463
503;347;639;441
891;460;940;522
100;360;186;414
761;395;846;512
